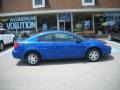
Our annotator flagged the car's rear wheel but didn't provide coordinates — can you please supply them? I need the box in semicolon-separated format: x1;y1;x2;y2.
26;52;41;65
86;48;101;62
0;42;4;51
13;38;16;44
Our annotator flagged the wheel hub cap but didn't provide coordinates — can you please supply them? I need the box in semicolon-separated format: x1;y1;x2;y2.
89;50;99;61
28;54;38;64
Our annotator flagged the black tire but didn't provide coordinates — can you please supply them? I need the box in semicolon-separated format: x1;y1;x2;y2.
13;38;16;44
86;48;101;62
25;52;41;65
0;41;4;51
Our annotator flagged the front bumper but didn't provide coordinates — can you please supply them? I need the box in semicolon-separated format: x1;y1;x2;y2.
102;46;111;56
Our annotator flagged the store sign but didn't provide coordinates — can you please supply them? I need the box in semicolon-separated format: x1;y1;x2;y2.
58;13;71;21
95;13;102;17
103;12;120;17
0;15;36;30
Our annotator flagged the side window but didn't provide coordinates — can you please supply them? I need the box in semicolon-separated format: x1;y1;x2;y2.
0;30;5;34
54;33;78;42
5;30;10;34
39;34;53;42
0;30;9;34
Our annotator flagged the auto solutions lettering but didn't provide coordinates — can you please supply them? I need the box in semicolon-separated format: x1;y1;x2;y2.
6;16;36;30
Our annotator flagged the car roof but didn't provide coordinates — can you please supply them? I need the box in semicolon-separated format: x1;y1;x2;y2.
26;30;74;41
39;30;72;35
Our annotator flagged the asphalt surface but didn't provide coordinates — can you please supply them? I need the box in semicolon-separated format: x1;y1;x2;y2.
0;39;120;90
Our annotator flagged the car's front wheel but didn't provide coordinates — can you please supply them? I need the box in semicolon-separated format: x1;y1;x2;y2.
26;52;41;65
86;48;101;62
0;42;4;51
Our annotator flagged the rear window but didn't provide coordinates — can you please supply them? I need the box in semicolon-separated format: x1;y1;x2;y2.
0;30;10;34
0;30;6;34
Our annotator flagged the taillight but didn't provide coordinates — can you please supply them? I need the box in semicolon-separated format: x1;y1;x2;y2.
14;43;19;48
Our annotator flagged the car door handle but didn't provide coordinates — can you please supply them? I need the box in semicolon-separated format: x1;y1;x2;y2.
54;46;57;49
53;46;68;49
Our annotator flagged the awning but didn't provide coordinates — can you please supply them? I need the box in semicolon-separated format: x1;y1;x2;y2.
0;8;120;17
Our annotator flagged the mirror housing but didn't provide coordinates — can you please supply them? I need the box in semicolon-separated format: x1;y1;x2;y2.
76;39;81;43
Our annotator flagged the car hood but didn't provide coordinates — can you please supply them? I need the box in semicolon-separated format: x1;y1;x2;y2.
83;38;106;45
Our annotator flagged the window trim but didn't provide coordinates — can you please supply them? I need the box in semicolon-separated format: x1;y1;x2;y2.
82;0;95;6
32;0;45;8
53;33;79;42
0;30;10;34
38;34;54;42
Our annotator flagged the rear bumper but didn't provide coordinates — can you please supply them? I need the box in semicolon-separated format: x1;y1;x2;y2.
12;50;24;60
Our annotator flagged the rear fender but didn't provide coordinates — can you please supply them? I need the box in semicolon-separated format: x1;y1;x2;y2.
24;47;42;59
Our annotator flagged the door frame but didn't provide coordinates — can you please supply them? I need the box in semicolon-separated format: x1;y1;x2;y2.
57;13;73;32
59;20;66;31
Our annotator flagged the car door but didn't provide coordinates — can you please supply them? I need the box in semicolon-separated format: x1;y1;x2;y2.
53;33;84;59
37;34;55;60
4;30;13;44
6;30;13;43
0;30;10;44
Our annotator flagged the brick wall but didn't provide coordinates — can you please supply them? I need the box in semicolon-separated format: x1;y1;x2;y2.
1;0;120;13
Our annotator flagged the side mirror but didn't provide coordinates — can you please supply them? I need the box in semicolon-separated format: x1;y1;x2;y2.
76;39;81;43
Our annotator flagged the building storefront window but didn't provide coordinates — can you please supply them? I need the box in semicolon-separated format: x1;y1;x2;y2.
0;15;37;37
1;12;119;37
57;13;71;31
73;13;93;35
37;13;71;32
37;14;57;32
95;12;120;35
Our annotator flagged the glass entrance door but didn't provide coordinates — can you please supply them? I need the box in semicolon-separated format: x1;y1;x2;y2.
57;13;72;31
58;20;71;31
59;20;65;30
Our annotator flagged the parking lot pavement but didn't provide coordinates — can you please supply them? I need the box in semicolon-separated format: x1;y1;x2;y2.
0;39;120;90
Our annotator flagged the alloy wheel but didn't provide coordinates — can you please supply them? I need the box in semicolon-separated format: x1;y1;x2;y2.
26;52;40;65
87;49;101;62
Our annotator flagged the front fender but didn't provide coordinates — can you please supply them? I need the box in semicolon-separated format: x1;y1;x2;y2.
84;43;103;55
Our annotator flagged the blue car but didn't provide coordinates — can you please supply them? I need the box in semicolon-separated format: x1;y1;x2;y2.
12;31;111;65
